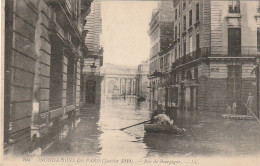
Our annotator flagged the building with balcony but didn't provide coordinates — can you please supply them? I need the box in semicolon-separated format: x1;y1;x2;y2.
154;0;259;114
82;0;103;107
4;0;93;154
148;1;174;110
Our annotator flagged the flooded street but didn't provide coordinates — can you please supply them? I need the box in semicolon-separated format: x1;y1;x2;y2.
43;98;260;158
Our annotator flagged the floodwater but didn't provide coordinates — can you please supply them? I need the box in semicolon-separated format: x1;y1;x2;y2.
43;97;260;158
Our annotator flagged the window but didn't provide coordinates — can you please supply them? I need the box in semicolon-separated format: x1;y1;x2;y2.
189;10;192;26
227;65;242;98
160;58;163;69
183;41;186;57
49;36;63;109
229;0;240;13
196;3;199;21
228;28;241;56
164;55;168;67
196;34;200;51
175;9;178;20
183;15;186;31
194;67;198;83
179;23;181;37
183;1;186;9
179;5;181;16
66;54;75;105
175;26;177;39
189;36;193;53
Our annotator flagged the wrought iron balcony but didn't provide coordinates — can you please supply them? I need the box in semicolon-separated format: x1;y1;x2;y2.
210;46;260;57
172;46;258;69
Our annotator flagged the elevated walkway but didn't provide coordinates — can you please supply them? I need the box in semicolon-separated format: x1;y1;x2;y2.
222;114;255;120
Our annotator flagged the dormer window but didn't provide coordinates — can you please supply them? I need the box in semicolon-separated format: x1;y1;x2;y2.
229;0;240;13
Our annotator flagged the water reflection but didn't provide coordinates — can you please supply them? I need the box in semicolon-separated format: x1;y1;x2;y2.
43;97;260;157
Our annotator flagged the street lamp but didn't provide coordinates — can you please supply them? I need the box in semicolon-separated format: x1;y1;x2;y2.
90;62;97;75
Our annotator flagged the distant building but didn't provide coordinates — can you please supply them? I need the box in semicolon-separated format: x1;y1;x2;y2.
82;0;103;106
4;0;94;154
136;60;150;98
149;0;259;114
101;64;137;98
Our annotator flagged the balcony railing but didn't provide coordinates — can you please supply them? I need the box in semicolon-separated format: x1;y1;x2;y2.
172;46;258;69
210;46;260;57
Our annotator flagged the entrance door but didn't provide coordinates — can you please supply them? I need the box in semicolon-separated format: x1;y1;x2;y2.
228;28;241;56
86;80;96;104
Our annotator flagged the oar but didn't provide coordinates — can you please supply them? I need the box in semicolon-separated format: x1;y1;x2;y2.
243;104;260;124
120;120;151;131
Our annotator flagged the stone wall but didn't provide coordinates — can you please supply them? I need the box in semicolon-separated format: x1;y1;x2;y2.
8;0;40;153
5;0;88;154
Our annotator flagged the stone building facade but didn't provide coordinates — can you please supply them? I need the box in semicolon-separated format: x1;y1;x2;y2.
101;64;137;98
136;60;150;98
4;0;93;154
148;0;174;110
149;0;259;114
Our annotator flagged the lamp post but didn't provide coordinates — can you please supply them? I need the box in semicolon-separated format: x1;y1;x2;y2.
89;62;97;104
90;62;97;75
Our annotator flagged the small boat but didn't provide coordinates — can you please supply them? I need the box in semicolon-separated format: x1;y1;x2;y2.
144;124;185;134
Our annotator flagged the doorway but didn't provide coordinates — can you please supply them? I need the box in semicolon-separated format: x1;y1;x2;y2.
86;80;96;104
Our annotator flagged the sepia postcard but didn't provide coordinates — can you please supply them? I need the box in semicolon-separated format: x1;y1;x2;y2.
1;0;260;166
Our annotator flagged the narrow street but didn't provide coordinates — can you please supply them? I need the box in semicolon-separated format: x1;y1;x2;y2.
43;98;260;158
4;1;260;165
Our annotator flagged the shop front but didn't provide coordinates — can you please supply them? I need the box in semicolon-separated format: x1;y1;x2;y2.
184;80;199;111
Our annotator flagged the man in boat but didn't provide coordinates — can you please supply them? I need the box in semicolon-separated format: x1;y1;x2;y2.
152;113;173;125
225;104;232;114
